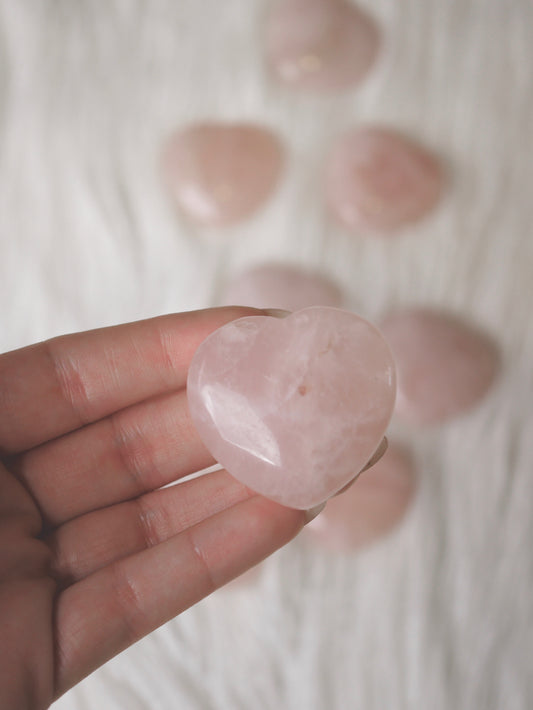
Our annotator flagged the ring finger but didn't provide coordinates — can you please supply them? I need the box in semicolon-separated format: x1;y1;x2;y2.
46;468;255;587
13;388;213;526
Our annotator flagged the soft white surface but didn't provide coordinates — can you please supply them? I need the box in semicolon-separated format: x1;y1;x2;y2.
1;1;532;708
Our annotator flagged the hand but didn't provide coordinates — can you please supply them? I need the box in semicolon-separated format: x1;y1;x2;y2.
0;307;316;710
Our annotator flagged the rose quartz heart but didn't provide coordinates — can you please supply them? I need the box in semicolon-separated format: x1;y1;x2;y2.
221;262;344;311
306;442;417;552
380;309;500;425
187;307;396;509
326;126;444;233
161;123;284;227
265;0;380;92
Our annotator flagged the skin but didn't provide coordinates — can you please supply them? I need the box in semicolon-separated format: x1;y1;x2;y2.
0;307;316;710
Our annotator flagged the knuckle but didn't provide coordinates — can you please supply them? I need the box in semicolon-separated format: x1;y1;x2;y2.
135;497;165;549
46;340;91;425
111;414;156;496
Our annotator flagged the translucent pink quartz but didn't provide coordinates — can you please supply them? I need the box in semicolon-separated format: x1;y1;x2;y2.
187;307;396;509
307;442;416;551
221;263;343;311
326;127;444;233
265;0;380;92
161;123;284;227
380;310;500;425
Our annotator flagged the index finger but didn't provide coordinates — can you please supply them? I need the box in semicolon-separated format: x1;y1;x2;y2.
0;307;262;455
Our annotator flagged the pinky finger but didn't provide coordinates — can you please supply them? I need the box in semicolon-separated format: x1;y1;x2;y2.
54;496;310;698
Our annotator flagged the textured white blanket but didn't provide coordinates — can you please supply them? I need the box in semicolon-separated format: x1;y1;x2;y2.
2;1;532;708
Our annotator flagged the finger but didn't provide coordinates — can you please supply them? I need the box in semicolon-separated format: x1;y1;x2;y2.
14;388;213;526
47;469;252;586
0;462;48;580
0;307;262;455
0;461;39;522
54;497;307;696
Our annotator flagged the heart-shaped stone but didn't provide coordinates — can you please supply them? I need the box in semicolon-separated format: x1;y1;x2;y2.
306;441;417;552
161;123;284;227
265;0;381;93
380;309;500;424
326;126;444;233
187;307;396;509
221;262;344;311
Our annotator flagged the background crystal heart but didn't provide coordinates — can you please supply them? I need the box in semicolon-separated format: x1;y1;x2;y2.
187;307;396;509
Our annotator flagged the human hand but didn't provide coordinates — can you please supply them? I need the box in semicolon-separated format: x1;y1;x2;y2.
0;307;320;710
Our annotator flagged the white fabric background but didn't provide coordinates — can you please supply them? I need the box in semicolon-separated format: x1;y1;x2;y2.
1;1;532;708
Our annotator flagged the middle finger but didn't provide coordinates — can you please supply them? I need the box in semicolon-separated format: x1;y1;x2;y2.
46;468;253;587
13;388;213;526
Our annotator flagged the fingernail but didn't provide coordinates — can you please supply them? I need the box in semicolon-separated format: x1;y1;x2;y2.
304;501;326;523
360;436;388;474
263;308;292;318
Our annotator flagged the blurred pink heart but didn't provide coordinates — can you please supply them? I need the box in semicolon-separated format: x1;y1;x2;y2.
187;307;396;509
221;262;343;311
380;309;500;424
265;0;381;93
326;126;444;233
161;123;284;227
307;442;417;552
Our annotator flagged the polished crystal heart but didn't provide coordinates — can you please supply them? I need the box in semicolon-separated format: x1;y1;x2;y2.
326;126;444;233
161;123;284;227
221;262;344;311
265;0;381;93
380;309;500;424
187;307;396;509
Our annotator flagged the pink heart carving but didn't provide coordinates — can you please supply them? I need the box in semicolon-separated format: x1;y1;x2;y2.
187;307;396;509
